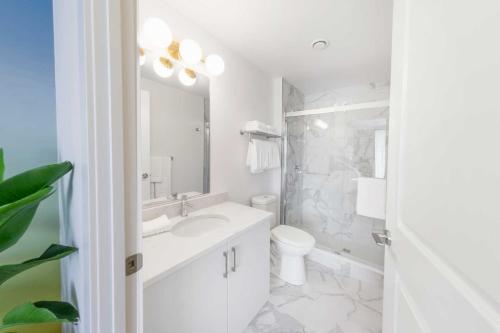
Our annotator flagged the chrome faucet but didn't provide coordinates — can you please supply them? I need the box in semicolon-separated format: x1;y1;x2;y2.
180;194;192;217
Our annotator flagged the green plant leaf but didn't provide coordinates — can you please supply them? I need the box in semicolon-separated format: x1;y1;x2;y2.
0;148;4;182
0;161;72;206
0;301;79;329
0;187;54;253
0;244;77;286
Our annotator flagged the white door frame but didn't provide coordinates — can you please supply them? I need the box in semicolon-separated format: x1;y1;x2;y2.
53;0;140;332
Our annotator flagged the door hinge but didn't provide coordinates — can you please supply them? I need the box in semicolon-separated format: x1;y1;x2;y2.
372;229;392;246
126;253;143;276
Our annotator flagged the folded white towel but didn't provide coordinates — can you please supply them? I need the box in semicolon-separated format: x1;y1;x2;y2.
268;141;280;169
246;139;263;173
246;139;280;173
256;139;268;170
356;177;386;220
142;214;171;237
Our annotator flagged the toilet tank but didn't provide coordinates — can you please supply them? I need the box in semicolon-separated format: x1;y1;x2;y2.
251;194;277;228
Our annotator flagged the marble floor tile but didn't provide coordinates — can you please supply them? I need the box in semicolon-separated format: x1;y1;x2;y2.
244;260;383;333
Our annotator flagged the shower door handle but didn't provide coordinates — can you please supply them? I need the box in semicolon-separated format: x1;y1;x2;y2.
372;230;392;246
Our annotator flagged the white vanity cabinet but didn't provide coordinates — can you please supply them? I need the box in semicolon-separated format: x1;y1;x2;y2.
144;219;270;333
228;221;270;332
144;241;229;333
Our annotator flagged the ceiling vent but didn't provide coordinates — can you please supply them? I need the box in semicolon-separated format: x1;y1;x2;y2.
312;39;329;50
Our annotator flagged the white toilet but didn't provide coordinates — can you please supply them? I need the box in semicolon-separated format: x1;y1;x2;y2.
251;195;316;285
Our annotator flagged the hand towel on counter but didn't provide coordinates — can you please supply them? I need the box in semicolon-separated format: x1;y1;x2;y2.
143;196;168;205
142;214;172;237
178;191;202;199
356;177;386;220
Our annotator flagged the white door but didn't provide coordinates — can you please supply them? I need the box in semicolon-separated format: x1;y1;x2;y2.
383;0;500;332
228;222;270;333
143;243;229;333
140;90;151;200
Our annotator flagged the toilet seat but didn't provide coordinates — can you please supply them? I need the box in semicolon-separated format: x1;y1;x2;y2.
271;225;315;248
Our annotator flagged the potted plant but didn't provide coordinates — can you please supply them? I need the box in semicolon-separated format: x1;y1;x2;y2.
0;148;79;330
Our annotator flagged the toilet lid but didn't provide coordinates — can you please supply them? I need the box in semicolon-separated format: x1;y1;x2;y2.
271;225;315;248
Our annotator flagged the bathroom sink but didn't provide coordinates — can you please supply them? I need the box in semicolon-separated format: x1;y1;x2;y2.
171;214;230;237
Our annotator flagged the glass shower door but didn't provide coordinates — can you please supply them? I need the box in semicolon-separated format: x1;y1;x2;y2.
283;107;389;269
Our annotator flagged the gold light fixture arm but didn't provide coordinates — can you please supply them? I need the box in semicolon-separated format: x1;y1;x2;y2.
159;57;173;69
185;68;196;79
167;41;181;61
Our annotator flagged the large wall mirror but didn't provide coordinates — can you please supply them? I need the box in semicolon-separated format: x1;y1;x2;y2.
140;65;210;205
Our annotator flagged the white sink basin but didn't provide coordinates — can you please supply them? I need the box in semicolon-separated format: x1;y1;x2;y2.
171;214;230;237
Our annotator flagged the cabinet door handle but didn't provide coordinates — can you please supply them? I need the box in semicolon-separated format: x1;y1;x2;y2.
231;247;237;272
223;251;228;278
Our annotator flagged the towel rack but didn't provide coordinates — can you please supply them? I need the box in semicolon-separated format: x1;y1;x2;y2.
240;130;281;139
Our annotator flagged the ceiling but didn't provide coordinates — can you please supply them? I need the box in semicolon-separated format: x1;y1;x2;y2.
163;0;393;95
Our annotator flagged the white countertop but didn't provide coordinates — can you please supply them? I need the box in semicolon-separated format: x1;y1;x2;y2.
142;201;272;288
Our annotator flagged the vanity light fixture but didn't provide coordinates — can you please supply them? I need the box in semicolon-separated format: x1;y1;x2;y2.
153;57;174;78
178;68;197;86
139;17;173;50
139;48;146;66
139;17;225;85
179;39;203;65
205;54;225;76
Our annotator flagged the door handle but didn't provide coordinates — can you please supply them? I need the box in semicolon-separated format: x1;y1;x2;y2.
223;251;228;278
372;229;391;246
231;247;237;272
142;173;149;179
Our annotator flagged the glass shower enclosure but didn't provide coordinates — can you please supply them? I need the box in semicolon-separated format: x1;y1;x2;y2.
282;103;389;269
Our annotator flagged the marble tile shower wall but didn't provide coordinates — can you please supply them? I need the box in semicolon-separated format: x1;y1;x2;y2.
304;83;391;109
284;81;388;267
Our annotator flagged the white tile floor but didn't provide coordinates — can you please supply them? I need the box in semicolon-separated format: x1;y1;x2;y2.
244;260;383;333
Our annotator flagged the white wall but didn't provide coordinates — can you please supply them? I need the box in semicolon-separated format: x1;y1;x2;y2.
141;78;205;196
140;1;280;205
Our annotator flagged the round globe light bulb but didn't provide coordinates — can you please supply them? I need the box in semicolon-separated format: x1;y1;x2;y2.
178;68;197;86
153;57;173;78
139;17;172;50
205;54;225;76
179;39;202;65
139;53;146;66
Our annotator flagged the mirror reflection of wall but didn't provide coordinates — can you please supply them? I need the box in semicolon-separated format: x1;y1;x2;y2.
374;129;387;179
140;74;210;204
